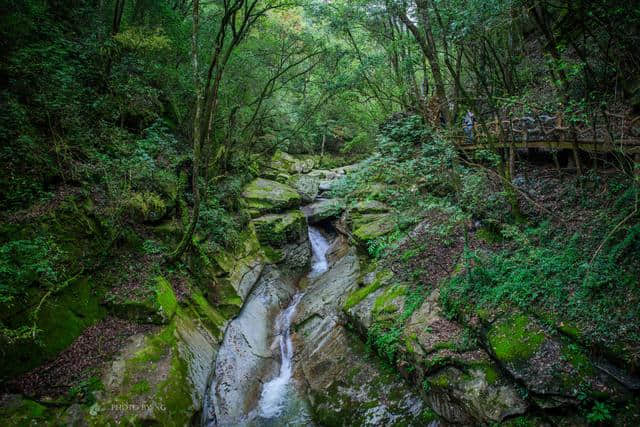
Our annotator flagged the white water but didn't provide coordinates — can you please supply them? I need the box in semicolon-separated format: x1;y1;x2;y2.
308;226;330;278
256;226;331;419
257;292;304;418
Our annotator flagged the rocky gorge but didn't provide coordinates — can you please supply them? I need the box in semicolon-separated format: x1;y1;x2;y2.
2;150;639;426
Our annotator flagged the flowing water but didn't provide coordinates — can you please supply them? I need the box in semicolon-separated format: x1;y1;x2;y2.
255;226;331;421
308;226;330;278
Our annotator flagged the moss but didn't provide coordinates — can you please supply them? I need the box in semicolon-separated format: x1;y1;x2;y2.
128;191;167;223
488;314;545;363
241;178;301;218
0;397;49;425
558;323;582;340
343;270;392;310
373;284;407;317
1;276;106;379
262;245;284;263
429;372;451;388
190;290;227;339
155;276;177;321
352;213;394;242
130;380;151;394
251;210;306;247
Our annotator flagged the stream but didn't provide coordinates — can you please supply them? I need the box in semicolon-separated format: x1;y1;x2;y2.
203;224;331;426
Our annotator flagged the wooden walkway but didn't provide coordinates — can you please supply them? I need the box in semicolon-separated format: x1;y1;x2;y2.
451;111;640;155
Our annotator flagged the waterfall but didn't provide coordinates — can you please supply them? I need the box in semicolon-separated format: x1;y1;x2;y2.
308;226;330;278
256;292;303;418
256;226;331;419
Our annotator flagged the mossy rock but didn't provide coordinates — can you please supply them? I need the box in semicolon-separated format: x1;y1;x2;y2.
344;269;393;311
106;276;177;325
487;314;545;363
303;198;345;223
352;213;394;243
351;200;391;215
269;150;315;174
127;191;168;223
288;174;320;203
250;210;307;248
88;315;197;425
240;178;301;218
0;395;51;425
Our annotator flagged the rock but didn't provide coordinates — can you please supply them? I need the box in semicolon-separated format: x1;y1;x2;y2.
307;169;339;180
288;174;320;203
486;313;629;407
88;307;217;425
345;275;528;424
351;213;394;242
251;210;307;247
302;198;345;223
269;150;315;174
351;200;390;215
241;178;301;218
318;180;334;192
106;276;177;325
292;250;429;426
203;267;297;426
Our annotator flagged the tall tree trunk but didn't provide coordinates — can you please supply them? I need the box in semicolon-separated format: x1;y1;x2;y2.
169;0;202;261
112;0;125;35
395;1;448;124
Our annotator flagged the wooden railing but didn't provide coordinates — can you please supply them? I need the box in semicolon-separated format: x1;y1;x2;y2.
451;111;640;154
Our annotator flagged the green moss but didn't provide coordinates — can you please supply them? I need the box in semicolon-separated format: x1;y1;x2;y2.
190;290;227;339
343;270;392;310
373;284;407;316
128;191;167;223
558;323;582;340
0;397;49;425
488;314;545;363
262;245;284;263
251;210;306;247
429;372;451;388
130;380;151;394
561;342;594;377
1;276;106;380
155;276;177;321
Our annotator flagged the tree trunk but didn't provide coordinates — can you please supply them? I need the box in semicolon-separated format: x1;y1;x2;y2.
169;0;202;262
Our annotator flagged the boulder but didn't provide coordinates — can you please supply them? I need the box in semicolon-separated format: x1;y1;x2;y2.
351;200;391;215
251;210;307;248
485;313;629;408
86;303;218;425
269;150;315;174
288;174;319;203
302;198;345;223
292;249;430;426
241;178;301;218
351;213;395;242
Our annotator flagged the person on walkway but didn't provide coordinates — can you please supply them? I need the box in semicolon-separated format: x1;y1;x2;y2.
462;110;475;143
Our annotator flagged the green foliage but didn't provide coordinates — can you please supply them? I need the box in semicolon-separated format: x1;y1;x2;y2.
367;286;425;363
0;237;63;306
586;401;613;424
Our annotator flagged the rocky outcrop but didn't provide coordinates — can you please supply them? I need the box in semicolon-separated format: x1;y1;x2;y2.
292;246;431;426
484;313;630;409
241;178;301;218
302;198;345;224
288;174;320;203
344;267;528;424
